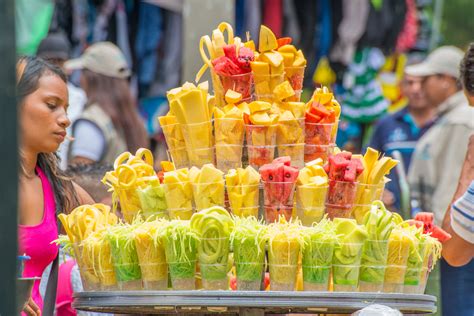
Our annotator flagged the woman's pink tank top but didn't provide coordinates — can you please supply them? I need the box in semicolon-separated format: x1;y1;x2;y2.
18;166;59;313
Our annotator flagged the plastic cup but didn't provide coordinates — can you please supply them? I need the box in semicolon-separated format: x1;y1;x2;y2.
139;263;168;290
162;123;189;166
214;118;245;145
247;145;276;169
227;183;260;217
116;188;142;224
200;263;228;290
263;181;296;223
305;121;337;146
277;143;305;168
295;185;328;226
235;262;265;291
181;121;214;167
192;181;225;211
333;242;364;292
383;265;407;293
360;240;388;292
403;267;423;294
302;265;331;291
269;264;298;291
167;207;193;220
99;267;117;290
167;147;190;169
304;144;335;163
168;260;197;290
277;118;305;145
73;243;101;291
198;237;230;290
253;73;285;102
113;263;143;290
326;180;358;219
215;144;243;172
245;124;277;146
217;72;253;102
417;267;429;294
162;181;193;211
285;66;305;92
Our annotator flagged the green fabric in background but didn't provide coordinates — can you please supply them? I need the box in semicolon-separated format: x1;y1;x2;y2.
15;0;53;55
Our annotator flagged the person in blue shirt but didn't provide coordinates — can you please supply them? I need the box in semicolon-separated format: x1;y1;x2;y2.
368;73;437;212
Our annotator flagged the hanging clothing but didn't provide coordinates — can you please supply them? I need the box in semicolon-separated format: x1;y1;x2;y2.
134;1;163;96
330;0;370;66
282;0;300;43
341;47;389;123
16;0;54;55
396;0;418;53
149;10;183;96
263;0;283;38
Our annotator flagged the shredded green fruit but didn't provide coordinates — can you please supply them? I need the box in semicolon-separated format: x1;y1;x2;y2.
230;217;267;282
136;180;168;220
301;217;337;284
107;224;142;283
162;220;199;281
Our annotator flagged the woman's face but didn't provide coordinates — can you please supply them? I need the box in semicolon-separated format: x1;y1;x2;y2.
20;74;70;153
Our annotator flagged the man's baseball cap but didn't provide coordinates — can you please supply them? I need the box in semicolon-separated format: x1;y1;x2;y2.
64;42;130;79
405;46;464;79
37;32;71;60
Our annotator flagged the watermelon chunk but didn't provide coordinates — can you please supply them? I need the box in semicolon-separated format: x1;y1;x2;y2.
223;44;238;63
328;153;350;181
237;47;254;73
277;37;292;47
212;56;242;76
430;226;451;242
273;156;291;166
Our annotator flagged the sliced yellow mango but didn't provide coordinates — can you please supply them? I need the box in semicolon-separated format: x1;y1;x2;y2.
248;101;272;114
225;90;243;104
259;25;278;52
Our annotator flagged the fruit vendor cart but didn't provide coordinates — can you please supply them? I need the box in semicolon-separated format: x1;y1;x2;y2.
73;291;436;315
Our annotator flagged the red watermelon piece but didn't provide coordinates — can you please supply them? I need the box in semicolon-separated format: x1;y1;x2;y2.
223;44;237;62
237;47;254;73
273;156;291;166
277;37;292;47
212;56;242;76
430;226;451;242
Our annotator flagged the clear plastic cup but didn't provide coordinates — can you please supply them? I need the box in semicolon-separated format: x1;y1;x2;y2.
417;267;430;294
285;66;305;92
247;145;276;169
168;208;193;220
295;185;328;226
113;263;143;290
269;264;298;291
277;143;305;168
353;183;385;223
73;243;101;291
162;181;193;211
359;265;386;292
304;144;335;163
161;123;189;167
139;263;168;290
99;268;118;290
253;73;285;101
192;181;225;211
214;118;245;145
360;240;389;292
235;262;265;291
263;181;296;223
217;72;253;102
403;267;422;293
227;183;260;217
277;118;305;146
332;265;361;292
167;147;190;169
302;265;331;291
333;242;364;291
169;260;197;290
181;121;214;167
383;265;407;293
245;124;277;146
200;263;228;290
326;180;358;219
305;121;337;146
116;188;142;224
215;144;243;172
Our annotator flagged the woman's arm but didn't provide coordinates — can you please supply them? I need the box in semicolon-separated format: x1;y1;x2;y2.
73;181;95;205
441;135;474;266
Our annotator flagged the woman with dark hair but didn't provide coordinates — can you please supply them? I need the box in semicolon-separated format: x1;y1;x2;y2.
65;42;149;165
460;42;474;106
17;56;94;315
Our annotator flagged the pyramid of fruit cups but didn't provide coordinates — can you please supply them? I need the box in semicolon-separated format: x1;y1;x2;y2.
57;22;450;295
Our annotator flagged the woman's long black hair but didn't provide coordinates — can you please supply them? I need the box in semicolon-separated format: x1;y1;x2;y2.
460;43;474;95
17;56;79;214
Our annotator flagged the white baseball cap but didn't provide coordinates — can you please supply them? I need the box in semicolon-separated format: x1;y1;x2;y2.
405;46;464;79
